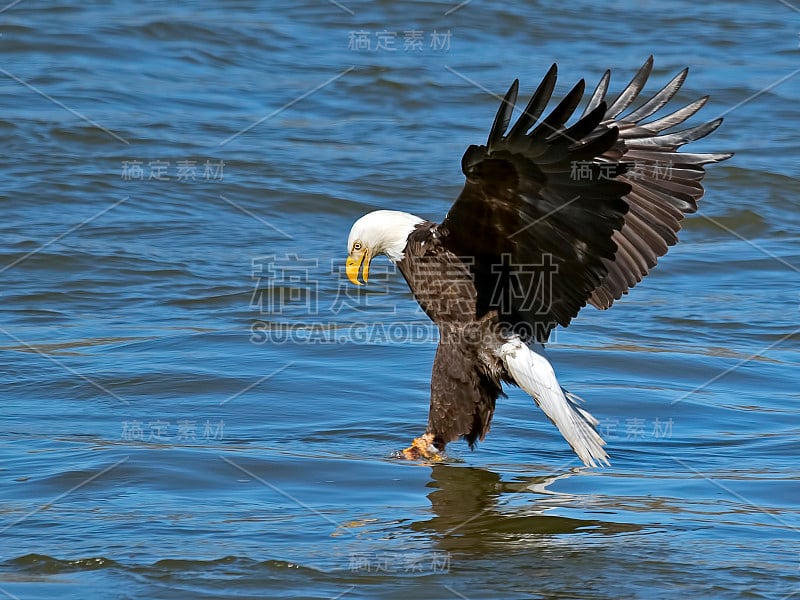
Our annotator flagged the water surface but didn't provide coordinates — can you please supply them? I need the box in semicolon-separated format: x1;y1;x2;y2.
1;1;799;598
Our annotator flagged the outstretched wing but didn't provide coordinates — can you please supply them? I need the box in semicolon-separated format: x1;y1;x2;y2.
584;56;733;308
439;57;732;342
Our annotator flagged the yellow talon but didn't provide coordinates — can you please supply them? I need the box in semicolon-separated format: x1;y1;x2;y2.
401;434;443;462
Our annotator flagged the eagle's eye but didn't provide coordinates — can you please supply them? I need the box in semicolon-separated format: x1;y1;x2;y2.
352;241;363;252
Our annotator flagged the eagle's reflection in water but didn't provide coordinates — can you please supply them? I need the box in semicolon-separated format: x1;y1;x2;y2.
410;464;640;554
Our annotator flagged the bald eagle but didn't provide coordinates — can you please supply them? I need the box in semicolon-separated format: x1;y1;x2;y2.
345;57;731;467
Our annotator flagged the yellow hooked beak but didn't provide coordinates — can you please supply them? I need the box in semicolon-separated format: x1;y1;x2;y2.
346;249;371;285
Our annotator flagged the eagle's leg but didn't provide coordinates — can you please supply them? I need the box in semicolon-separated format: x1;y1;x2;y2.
401;432;443;461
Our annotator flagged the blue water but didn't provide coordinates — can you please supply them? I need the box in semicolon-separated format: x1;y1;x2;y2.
1;1;799;598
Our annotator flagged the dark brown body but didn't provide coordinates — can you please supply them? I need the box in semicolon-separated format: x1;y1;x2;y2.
398;222;509;450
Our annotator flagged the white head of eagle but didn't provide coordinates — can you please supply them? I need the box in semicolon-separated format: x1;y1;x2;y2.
341;56;731;467
346;210;424;285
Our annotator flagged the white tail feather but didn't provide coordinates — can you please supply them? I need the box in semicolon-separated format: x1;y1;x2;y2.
499;337;609;467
